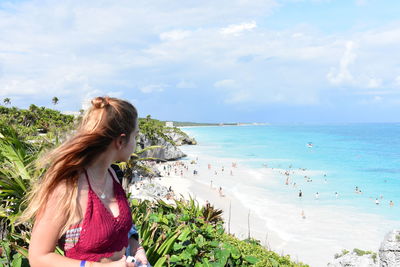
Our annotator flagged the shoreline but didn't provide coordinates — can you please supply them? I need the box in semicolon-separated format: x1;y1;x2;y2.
143;146;399;267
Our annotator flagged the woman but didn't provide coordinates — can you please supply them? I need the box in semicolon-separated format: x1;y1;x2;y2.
21;97;149;267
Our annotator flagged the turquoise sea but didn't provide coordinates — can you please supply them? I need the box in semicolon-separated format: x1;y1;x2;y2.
181;124;400;221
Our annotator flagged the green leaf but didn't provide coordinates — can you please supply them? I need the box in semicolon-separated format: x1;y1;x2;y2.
177;228;191;241
170;255;180;263
173;242;184;251
270;258;279;267
244;255;260;264
153;256;167;267
11;253;22;267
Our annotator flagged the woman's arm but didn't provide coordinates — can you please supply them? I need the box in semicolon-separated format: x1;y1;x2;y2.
128;237;148;265
29;184;75;267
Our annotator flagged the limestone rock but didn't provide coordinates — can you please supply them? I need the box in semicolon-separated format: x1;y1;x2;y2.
328;252;378;267
379;230;400;267
138;133;186;161
164;129;197;146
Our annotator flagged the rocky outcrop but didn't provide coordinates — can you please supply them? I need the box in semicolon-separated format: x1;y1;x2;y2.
379;230;400;267
328;229;400;267
164;129;197;146
328;252;378;267
138;132;186;161
133;164;162;178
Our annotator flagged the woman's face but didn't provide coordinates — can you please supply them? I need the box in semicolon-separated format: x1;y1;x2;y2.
119;122;139;162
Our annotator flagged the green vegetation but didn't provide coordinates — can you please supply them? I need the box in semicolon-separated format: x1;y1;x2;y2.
131;198;307;267
334;248;377;264
0;104;74;138
139;115;174;144
352;249;377;263
334;249;349;259
0;105;308;266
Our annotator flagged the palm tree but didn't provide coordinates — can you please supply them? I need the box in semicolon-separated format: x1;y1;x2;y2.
3;98;10;105
52;97;59;105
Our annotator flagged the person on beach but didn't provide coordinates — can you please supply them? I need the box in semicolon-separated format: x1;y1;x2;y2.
218;187;225;197
315;192;319;200
390;200;394;207
298;190;303;198
335;192;339;199
21;97;148;267
375;198;380;205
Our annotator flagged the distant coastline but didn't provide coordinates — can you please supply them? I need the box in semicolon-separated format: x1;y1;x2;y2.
162;120;270;127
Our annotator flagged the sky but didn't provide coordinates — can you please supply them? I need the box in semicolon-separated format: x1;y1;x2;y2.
0;0;400;123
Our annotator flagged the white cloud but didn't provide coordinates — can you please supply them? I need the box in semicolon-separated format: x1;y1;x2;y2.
220;21;257;36
366;78;381;88
139;84;165;94
395;76;400;86
214;79;236;88
160;30;191;42
355;0;367;6
177;80;196;89
0;0;399;113
326;41;356;85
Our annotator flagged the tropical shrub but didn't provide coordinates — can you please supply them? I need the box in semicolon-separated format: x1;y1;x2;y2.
130;198;308;267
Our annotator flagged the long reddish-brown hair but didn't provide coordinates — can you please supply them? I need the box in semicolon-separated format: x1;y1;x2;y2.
20;96;138;236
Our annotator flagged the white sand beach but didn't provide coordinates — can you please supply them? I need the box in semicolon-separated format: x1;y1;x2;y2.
145;146;399;267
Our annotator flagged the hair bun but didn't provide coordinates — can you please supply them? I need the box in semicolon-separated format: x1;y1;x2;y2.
91;97;110;109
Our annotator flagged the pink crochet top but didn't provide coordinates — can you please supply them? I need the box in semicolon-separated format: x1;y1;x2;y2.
59;169;132;262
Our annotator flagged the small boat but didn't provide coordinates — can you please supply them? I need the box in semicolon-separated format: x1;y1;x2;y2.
307;142;313;148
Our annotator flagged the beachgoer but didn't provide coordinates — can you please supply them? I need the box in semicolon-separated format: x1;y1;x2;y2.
335;192;339;199
210;180;213;188
230;170;233;176
315;192;319;200
22;97;148;267
390;200;394;207
298;190;303;198
301;210;306;219
375;198;380;205
218;187;224;197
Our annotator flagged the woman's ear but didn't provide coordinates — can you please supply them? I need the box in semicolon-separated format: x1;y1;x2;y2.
115;133;126;150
